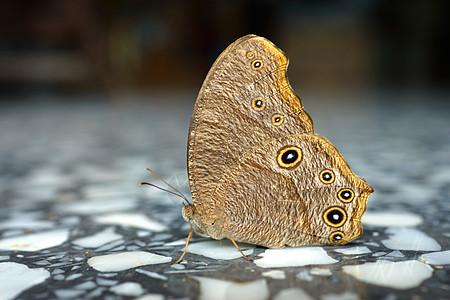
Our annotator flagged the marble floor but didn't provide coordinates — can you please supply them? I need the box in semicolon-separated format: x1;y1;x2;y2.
0;90;448;299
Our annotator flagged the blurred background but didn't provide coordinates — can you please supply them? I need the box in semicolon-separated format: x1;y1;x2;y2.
0;0;448;191
0;6;448;298
0;0;448;97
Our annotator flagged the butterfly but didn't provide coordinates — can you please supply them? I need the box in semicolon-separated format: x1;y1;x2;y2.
143;34;373;263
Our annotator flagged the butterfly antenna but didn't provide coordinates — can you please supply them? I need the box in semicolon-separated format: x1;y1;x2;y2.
139;182;188;202
140;168;190;206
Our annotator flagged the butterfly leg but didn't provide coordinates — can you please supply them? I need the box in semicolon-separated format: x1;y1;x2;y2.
172;223;194;264
192;227;209;238
224;227;254;262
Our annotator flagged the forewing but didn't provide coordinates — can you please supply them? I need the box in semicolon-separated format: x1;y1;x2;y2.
188;35;313;213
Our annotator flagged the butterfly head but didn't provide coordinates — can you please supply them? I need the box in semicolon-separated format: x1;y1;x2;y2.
182;204;225;240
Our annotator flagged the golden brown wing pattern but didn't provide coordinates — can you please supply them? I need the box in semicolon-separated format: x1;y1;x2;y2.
209;134;373;247
188;35;313;215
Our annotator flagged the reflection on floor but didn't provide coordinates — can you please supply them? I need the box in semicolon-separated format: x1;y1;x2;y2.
0;92;448;299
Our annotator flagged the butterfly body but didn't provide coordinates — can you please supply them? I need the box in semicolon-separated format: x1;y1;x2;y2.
185;34;373;249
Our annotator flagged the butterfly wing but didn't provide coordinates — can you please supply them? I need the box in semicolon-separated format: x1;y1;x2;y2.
188;35;313;214
209;134;373;247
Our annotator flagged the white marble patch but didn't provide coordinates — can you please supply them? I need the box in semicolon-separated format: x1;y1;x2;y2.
362;211;423;227
96;277;118;286
296;269;313;281
310;267;332;276
54;274;64;281
382;227;441;251
273;288;313;300
170;263;185;270
333;246;371;255
0;229;70;251
60;216;82;226
95;239;124;252
135;240;146;247
343;260;433;289
110;282;144;297
72;227;122;248
137;230;152;237
74;281;96;290
254;247;338;268
164;238;188;246
86;287;106;298
386;250;404;258
262;270;286;280
135;294;165;300
186;240;255;260
135;269;168;280
0;262;50;300
34;259;50;266
94;213;167;232
322;291;360;300
66;273;83;281
364;242;379;247
194;277;269;300
165;269;219;274
56;198;138;215
419;250;450;265
88;251;171;272
54;289;85;299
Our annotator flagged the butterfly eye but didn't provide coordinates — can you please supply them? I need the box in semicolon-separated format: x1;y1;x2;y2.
338;188;354;203
329;231;345;245
252;97;266;111
277;146;302;169
251;59;263;70
319;169;335;184
246;51;255;59
323;207;347;228
272;114;284;126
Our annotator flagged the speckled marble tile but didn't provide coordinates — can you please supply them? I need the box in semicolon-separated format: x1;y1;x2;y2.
0;92;448;299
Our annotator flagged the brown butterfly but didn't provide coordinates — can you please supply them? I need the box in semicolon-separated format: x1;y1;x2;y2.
143;34;373;263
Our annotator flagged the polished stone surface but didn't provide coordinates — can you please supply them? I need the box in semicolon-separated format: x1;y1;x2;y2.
0;90;448;299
